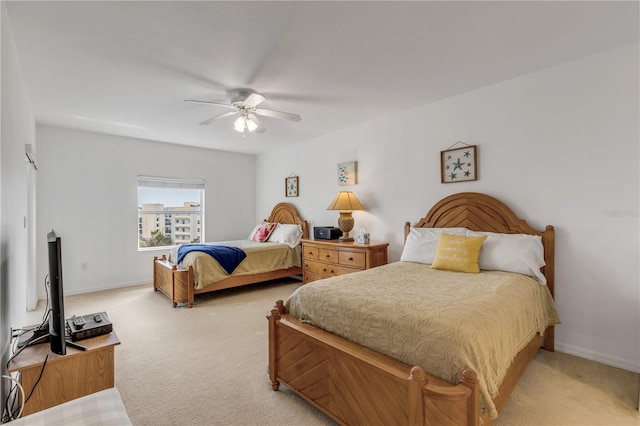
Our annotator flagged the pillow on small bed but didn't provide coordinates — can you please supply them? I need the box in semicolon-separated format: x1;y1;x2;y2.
467;230;547;283
251;221;277;242
400;227;468;264
430;233;487;273
248;223;262;240
268;223;303;248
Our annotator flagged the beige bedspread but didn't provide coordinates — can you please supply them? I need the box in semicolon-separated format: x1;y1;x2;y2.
285;261;560;419
169;240;301;289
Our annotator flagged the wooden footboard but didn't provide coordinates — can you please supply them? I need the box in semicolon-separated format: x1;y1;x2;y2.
153;255;194;307
153;255;302;308
268;301;481;426
268;300;548;426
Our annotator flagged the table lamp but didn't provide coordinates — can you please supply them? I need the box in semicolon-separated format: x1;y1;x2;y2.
327;191;365;242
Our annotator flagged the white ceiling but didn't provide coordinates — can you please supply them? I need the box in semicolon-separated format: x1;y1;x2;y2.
6;1;639;155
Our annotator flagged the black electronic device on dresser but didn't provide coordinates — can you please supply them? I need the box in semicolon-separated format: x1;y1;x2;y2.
313;226;343;240
66;312;113;341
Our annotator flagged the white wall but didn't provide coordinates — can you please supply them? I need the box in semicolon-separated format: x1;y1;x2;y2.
35;125;256;298
1;0;36;389
256;43;640;373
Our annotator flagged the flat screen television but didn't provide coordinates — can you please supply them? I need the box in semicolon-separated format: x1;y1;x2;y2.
47;230;66;355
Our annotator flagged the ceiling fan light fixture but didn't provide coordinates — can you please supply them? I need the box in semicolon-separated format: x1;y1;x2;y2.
234;116;246;133
246;117;258;132
234;114;259;133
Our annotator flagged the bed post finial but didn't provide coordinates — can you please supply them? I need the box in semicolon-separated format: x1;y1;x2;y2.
268;300;285;392
408;366;427;425
269;300;285;320
270;308;280;320
460;369;480;426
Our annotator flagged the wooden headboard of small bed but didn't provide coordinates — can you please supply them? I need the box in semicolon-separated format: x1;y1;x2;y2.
266;202;310;239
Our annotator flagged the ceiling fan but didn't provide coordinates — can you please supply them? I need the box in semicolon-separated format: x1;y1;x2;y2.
185;89;301;134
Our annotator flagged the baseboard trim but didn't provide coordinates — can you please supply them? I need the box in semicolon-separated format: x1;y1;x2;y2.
66;280;150;296
33;281;150;305
555;342;640;374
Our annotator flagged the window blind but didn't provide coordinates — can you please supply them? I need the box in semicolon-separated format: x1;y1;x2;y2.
137;176;205;189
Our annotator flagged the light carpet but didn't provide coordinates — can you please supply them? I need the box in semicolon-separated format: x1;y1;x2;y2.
24;278;640;425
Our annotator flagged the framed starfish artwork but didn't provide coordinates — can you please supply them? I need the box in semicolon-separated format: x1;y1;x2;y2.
441;145;477;183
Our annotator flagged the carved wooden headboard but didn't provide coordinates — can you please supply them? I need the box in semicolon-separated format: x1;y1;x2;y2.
404;192;555;298
266;202;310;239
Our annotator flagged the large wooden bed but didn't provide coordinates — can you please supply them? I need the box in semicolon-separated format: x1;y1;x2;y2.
267;192;556;425
154;202;309;308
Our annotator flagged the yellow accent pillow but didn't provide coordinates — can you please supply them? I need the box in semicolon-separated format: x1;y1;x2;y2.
430;233;487;273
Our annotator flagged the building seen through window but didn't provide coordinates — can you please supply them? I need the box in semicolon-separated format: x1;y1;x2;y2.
137;176;204;249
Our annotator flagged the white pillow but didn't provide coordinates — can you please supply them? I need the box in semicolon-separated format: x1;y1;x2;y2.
267;223;303;248
400;227;468;264
467;231;547;284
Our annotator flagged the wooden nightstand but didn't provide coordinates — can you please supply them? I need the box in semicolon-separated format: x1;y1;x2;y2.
301;239;389;284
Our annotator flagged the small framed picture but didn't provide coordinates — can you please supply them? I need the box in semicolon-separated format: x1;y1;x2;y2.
441;145;477;183
285;176;299;197
338;161;357;186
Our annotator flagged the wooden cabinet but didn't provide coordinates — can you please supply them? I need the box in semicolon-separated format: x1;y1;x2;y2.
8;331;120;416
302;239;389;284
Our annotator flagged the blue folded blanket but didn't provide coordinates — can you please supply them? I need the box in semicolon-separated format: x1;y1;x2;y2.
176;244;247;274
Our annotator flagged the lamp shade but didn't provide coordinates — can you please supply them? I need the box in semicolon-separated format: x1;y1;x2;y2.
327;192;364;242
327;191;365;211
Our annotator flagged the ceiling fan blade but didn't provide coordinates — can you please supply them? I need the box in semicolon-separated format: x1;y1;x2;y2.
243;93;266;108
199;110;238;126
248;114;265;133
254;108;301;122
185;99;236;110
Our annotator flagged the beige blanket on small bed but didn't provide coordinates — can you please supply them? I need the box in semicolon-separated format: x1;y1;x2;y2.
169;240;301;289
285;261;560;419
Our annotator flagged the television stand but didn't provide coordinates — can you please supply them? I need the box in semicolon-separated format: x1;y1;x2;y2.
8;330;120;416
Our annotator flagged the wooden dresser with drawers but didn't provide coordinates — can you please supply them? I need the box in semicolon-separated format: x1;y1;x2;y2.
301;239;389;284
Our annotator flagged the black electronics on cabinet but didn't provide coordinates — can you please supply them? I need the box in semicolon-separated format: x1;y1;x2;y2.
66;312;113;341
313;226;343;240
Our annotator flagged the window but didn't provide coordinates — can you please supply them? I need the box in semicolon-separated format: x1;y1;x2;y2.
137;176;205;250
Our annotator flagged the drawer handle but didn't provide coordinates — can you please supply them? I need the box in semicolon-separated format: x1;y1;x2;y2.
322;268;327;272
325;254;330;258
308;251;314;255
348;257;354;261
330;270;335;274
